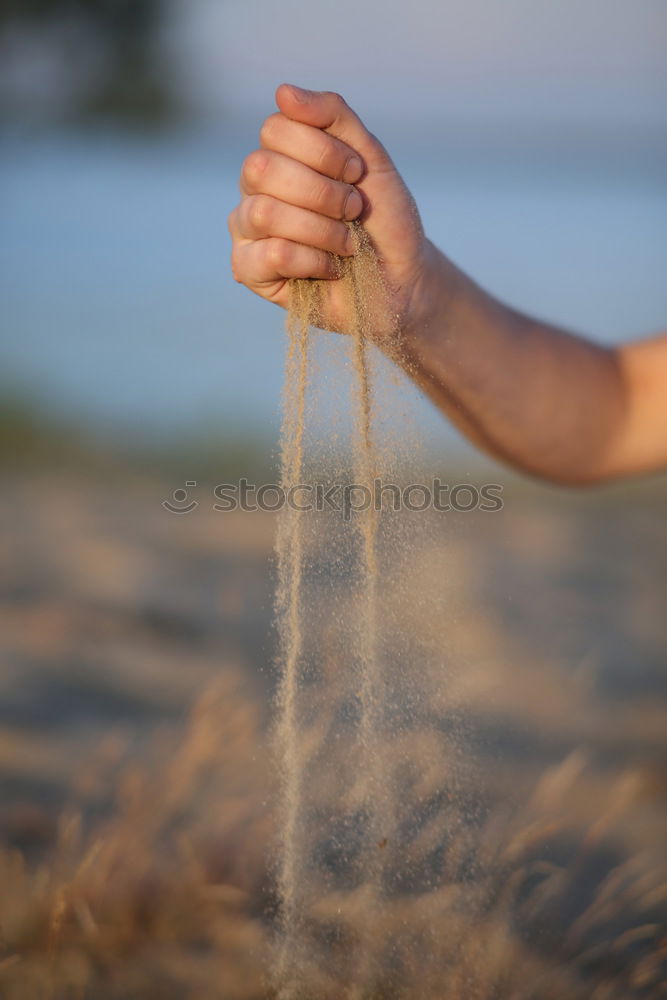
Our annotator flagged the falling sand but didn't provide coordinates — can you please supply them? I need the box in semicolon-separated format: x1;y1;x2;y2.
274;278;311;995
274;222;397;997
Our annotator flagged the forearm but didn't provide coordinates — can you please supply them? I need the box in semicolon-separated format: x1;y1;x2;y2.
398;242;631;485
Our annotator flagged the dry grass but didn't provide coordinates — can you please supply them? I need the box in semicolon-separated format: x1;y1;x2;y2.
0;471;665;998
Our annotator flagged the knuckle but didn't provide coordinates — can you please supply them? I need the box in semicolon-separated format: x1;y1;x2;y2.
267;238;292;271
246;194;272;234
366;130;392;165
242;149;270;186
324;91;349;128
259;114;281;146
325;90;346;108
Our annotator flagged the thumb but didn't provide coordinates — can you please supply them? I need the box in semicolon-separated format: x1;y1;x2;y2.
275;84;392;173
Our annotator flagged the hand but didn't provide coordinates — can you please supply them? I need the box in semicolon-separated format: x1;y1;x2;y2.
228;84;436;342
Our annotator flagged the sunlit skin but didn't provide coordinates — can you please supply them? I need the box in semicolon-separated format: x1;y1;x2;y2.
228;84;667;485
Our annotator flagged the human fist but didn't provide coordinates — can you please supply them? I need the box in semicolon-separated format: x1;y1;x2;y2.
228;84;433;341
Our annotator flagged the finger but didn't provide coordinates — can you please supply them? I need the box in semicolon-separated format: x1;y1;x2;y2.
236;195;354;256
240;149;363;222
275;84;392;173
232;237;339;286
260;113;364;184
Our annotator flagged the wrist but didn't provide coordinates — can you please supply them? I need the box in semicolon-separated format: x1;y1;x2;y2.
401;239;460;353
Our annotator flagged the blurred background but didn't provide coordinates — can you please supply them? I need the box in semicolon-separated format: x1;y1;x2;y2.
1;2;666;997
2;0;666;449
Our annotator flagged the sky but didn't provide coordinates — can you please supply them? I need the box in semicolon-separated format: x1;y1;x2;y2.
165;0;667;138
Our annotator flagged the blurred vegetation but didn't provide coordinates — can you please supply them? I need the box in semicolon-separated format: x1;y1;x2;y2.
0;395;89;466
0;391;274;483
0;0;178;125
0;466;665;996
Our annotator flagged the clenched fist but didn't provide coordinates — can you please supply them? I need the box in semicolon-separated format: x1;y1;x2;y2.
228;84;436;340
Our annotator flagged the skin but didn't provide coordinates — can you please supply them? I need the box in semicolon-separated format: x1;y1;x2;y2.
228;83;667;486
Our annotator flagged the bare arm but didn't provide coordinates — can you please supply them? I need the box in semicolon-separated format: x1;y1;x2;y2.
401;244;667;484
229;85;667;485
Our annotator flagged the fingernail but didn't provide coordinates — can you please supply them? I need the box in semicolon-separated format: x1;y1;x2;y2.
344;188;363;221
343;155;363;183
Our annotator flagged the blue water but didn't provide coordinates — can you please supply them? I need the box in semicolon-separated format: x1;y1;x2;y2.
2;131;666;446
